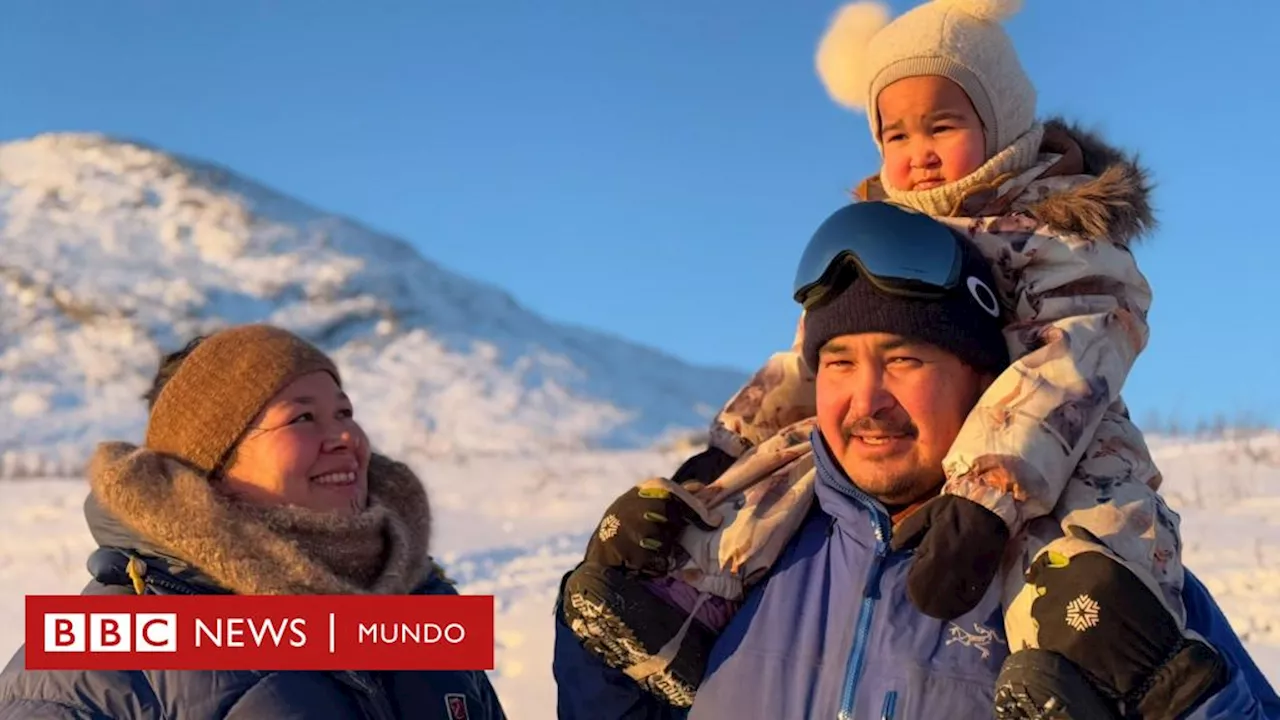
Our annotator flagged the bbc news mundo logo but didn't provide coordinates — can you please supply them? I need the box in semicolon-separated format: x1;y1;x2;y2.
45;613;178;653
26;595;493;671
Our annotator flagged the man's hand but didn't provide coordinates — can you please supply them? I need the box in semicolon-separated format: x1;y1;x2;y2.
890;494;1010;619
584;482;717;577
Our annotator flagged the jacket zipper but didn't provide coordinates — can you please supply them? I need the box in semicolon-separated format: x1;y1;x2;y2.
880;690;898;720
832;480;891;720
144;574;201;595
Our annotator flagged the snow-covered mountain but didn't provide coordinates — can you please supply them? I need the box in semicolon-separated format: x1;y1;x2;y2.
0;132;746;473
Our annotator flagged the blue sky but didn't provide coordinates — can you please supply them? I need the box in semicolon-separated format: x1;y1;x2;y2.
2;1;1276;427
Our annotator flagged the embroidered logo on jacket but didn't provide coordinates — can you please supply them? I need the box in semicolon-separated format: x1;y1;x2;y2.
445;693;470;720
946;622;1007;660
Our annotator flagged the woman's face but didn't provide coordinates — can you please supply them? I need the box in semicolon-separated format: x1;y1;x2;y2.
221;371;371;515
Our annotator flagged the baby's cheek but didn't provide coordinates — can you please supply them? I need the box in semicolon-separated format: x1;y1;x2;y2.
946;135;986;179
881;150;913;190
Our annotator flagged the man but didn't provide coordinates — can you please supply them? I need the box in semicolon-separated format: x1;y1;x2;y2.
552;202;1280;718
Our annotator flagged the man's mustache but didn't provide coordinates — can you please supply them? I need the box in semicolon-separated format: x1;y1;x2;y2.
841;414;918;440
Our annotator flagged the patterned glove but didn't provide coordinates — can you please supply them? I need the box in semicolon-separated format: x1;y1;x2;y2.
584;482;716;577
1026;550;1228;717
890;494;1010;619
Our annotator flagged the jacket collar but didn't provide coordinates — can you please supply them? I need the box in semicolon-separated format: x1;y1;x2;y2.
86;544;453;597
810;429;892;546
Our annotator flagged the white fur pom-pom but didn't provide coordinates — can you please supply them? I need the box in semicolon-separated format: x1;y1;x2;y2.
814;1;891;111
935;0;1023;23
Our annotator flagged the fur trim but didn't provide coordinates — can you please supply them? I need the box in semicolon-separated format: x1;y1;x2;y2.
936;0;1023;22
815;2;890;110
854;117;1157;244
1027;118;1157;244
88;443;432;595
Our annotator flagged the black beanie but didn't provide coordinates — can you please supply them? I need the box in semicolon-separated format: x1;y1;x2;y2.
801;231;1010;374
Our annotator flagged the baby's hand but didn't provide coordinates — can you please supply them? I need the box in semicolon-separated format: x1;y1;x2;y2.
584;480;717;577
890;495;1010;619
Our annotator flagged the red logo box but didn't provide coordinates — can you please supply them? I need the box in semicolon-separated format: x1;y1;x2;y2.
26;594;494;671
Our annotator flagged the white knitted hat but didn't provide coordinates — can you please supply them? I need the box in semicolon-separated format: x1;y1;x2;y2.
815;0;1036;159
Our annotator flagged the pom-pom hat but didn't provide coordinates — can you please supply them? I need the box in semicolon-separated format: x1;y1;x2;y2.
815;0;1036;160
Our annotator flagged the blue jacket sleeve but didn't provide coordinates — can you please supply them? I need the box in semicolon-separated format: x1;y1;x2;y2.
551;571;689;720
1181;570;1280;719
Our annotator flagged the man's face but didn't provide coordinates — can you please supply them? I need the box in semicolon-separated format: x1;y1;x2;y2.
815;332;992;507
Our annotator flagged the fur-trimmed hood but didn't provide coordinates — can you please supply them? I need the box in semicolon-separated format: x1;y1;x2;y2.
857;117;1156;245
85;443;433;596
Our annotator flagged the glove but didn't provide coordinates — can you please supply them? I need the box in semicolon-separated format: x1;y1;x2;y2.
890;494;1009;619
584;482;716;577
1026;550;1228;718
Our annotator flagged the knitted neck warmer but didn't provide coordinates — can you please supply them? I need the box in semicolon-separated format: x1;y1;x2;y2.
881;123;1045;217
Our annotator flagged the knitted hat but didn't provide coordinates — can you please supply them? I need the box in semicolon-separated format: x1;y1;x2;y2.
801;227;1009;374
814;0;1036;159
144;324;341;476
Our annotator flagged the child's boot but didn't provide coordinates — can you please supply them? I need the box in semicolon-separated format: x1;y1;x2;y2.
994;550;1228;719
995;648;1121;719
559;478;728;707
559;562;729;708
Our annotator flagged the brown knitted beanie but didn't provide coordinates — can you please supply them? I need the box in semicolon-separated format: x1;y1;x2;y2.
144;324;341;476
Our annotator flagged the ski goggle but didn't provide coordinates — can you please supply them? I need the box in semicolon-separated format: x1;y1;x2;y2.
792;202;965;310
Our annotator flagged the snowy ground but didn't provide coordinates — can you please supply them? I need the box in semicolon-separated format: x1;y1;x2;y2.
1;433;1277;718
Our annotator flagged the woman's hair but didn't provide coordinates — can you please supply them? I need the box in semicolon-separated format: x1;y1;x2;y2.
143;335;208;411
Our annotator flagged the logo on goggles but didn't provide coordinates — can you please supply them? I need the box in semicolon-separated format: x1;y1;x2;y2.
966;276;1000;318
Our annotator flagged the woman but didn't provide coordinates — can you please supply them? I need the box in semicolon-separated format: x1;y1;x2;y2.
0;324;507;719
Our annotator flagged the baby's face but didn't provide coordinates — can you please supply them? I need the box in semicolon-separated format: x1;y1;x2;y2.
877;76;986;192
